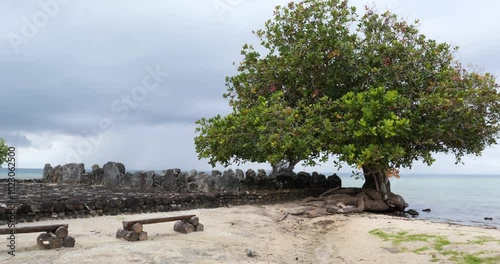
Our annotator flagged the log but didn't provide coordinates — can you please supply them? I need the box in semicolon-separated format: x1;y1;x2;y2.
124;230;139;241
122;215;196;229
37;233;63;250
54;226;69;239
116;229;126;239
195;223;204;232
0;224;69;235
129;223;143;234
124;231;139;242
187;216;199;226
173;220;195;234
62;236;76;247
138;231;148;241
116;229;138;241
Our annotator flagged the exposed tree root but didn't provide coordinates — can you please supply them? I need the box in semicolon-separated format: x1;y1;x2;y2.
282;187;407;219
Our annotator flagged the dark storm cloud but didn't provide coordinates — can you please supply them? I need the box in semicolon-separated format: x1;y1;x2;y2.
0;0;261;137
0;132;31;147
1;0;499;172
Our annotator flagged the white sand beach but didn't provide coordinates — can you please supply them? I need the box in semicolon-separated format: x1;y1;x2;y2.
1;202;499;264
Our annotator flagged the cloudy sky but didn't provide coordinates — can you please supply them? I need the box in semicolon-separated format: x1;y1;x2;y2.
1;0;499;174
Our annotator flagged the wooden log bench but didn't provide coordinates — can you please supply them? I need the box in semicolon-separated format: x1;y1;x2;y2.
116;214;204;242
0;224;75;249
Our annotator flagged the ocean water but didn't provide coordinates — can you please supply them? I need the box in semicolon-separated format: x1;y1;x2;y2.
339;173;500;228
1;168;499;228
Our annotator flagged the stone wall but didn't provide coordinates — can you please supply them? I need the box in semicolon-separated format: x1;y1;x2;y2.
0;181;326;224
42;162;342;192
0;162;342;224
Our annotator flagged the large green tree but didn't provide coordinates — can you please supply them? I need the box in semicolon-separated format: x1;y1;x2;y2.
195;0;500;196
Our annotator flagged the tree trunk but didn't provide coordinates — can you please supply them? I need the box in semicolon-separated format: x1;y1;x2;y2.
361;165;390;199
298;187;408;217
271;160;298;174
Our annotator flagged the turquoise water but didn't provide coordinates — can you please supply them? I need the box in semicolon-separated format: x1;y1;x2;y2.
339;173;500;228
0;168;44;180
1;168;499;228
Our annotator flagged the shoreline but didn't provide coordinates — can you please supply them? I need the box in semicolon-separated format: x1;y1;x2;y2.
1;202;499;264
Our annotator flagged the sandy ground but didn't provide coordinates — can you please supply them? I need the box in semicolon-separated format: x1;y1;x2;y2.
1;202;499;264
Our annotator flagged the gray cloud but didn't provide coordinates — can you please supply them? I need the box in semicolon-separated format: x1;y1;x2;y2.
0;132;31;147
1;0;499;172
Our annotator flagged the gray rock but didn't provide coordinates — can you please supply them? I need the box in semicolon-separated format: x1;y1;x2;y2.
245;248;256;257
223;169;235;178
311;172;328;188
152;171;165;188
235;169;245;179
79;172;93;185
297;171;311;178
43;164;53;182
173;220;195;234
187;170;198;182
211;170;222;178
145;171;155;188
257;169;267;178
326;174;342;188
187;182;198;192
245;169;256;179
132;172;144;189
161;169;183;191
52;165;63;183
217;169;240;191
61;163;85;185
122;172;133;186
102;161;126;187
37;233;63;249
406;209;419;216
62;236;76;247
195;172;215;192
91;166;105;185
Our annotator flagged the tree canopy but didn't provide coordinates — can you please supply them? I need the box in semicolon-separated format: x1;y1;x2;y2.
0;138;8;165
195;0;500;182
